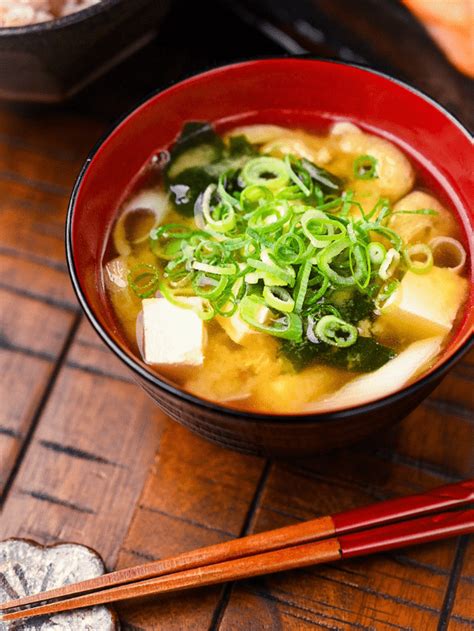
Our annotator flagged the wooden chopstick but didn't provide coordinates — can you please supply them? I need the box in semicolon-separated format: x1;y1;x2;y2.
1;479;472;615
2;508;473;622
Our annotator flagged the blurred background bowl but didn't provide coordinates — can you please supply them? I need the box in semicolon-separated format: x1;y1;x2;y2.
0;0;170;103
67;57;473;457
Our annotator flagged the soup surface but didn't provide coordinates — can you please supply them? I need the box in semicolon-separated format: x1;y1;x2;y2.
103;121;469;413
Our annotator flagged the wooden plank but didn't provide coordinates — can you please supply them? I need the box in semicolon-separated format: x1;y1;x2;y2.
0;142;76;191
0;350;52;495
0;110;102;268
0;107;104;162
448;538;474;630
0;252;76;310
66;319;134;383
0;187;69;266
0;359;162;568
115;424;266;630
218;377;473;631
0;288;76;496
0;9;471;628
0;287;73;358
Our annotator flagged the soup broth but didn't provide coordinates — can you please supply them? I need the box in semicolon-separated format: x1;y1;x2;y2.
103;121;469;413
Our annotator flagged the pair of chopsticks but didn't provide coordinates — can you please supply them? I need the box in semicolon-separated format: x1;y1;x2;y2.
1;479;473;622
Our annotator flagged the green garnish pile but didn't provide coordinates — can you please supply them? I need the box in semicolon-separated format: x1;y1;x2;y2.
128;122;437;373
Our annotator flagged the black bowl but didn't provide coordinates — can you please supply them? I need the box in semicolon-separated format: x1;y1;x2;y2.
0;0;170;102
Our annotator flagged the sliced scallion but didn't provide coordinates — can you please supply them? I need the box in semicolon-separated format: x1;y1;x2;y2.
241;157;290;191
239;295;302;340
353;154;378;180
379;248;401;280
128;264;160;298
314;315;358;347
403;243;433;274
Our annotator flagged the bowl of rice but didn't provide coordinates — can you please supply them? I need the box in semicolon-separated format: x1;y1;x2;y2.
0;0;170;102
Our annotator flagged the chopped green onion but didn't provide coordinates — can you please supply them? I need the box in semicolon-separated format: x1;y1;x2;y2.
392;208;438;216
301;209;346;248
217;173;240;208
241;157;290;191
149;224;195;260
214;291;239;317
247;201;290;234
240;185;273;212
192;261;237;275
403;243;433;274
313;315;358;347
192;272;228;300
349;242;371;289
365;224;403;251
368;241;387;265
379;248;400;280
128;263;160;298
284;155;311;196
127;124;432;355
340;190;354;217
317;238;357;287
263;286;295;313
274;233;305;265
202;184;236;233
294;260;312;313
239;295;302;340
353;154;378;180
193;239;226;262
304;273;330;306
247;257;295;286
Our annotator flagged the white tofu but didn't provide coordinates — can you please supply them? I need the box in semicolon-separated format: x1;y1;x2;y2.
307;336;443;412
218;312;256;345
217;305;270;345
142;297;205;366
376;267;468;341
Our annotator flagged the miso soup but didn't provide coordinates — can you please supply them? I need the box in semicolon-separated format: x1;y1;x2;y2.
103;121;469;413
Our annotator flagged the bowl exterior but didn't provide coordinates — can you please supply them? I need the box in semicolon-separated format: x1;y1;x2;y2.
0;0;170;102
135;372;445;457
67;58;474;457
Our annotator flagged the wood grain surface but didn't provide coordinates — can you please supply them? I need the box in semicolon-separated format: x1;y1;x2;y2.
0;1;472;629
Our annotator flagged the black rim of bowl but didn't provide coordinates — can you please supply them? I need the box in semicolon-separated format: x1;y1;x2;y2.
66;55;474;424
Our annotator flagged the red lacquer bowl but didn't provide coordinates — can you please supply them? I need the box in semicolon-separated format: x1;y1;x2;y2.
67;58;474;457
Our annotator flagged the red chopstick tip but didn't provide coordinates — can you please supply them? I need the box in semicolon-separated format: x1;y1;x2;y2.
340;509;474;559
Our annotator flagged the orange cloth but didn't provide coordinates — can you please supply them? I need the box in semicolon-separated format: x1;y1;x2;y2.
402;0;474;77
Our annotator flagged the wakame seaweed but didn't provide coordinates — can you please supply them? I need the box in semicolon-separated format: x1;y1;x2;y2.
300;158;344;194
325;290;375;324
166;122;224;166
165;123;257;216
280;336;396;372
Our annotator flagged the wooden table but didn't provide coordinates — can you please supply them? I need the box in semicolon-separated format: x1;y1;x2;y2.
0;1;472;628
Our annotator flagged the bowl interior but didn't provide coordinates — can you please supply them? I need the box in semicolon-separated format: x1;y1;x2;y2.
68;58;474;414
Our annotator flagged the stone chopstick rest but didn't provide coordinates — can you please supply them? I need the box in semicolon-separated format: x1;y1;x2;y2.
0;538;119;630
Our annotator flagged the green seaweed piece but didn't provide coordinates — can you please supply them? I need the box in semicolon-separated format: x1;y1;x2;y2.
280;335;396;372
166;123;257;216
228;134;258;157
326;290;375;324
300;158;344;194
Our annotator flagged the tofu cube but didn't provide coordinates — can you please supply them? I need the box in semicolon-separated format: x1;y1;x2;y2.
376;267;468;341
142;297;205;366
217;305;270;346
